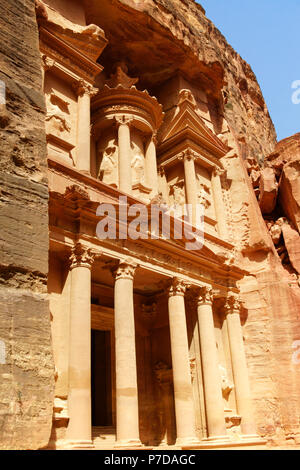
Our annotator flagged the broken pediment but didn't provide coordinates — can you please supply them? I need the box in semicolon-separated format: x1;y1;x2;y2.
159;89;229;158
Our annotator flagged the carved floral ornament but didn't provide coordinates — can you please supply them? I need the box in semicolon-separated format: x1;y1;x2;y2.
69;243;98;269
111;259;138;281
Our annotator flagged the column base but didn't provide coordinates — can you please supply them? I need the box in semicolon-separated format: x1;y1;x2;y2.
114;439;142;449
65;440;95;449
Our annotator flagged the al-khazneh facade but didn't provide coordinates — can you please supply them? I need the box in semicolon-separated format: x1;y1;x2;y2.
1;0;300;451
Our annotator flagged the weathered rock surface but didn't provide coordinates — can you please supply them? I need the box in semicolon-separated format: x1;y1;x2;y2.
0;0;54;450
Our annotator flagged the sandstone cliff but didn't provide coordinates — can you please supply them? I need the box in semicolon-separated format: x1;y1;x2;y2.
0;0;54;450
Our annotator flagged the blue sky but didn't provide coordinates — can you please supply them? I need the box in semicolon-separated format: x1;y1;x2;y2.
198;0;300;141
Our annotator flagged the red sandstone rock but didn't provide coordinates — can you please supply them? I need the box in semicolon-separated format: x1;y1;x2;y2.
259;167;278;214
282;223;300;275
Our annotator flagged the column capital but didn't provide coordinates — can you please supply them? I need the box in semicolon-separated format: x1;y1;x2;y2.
213;166;225;178
111;259;137;281
168;277;188;297
69;243;98;270
224;292;242;316
115;114;134;127
150;132;158;146
179;148;198;162
197;285;214;306
72;79;98;97
41;54;55;71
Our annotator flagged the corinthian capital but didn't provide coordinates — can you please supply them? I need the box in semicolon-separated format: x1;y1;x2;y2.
111;259;137;281
197;285;214;306
115;114;134;127
168;277;187;297
41;54;55;71
69;243;97;269
224;292;242;316
72;79;98;97
213;166;224;178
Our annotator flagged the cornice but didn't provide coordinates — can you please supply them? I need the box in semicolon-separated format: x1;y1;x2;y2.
40;27;103;83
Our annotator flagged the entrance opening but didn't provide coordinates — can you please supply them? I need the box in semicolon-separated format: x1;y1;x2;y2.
91;329;113;426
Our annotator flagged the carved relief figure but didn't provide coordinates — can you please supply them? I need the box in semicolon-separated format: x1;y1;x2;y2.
45;90;71;135
197;181;211;209
98;136;119;186
131;136;145;185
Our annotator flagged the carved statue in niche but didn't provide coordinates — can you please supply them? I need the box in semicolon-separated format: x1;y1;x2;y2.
45;90;71;135
97;136;119;186
131;135;145;186
169;181;186;218
219;364;234;411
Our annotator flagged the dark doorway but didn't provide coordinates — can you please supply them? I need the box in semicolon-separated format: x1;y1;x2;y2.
91;329;113;426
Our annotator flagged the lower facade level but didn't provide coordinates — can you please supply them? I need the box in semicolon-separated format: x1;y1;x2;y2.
48;238;265;450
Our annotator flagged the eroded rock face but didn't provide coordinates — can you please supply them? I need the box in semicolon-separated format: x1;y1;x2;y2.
0;0;54;450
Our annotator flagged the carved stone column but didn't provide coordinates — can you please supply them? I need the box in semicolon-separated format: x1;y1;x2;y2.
211;167;229;240
197;286;228;440
73;80;98;175
112;259;141;447
145;133;158;195
182;150;198;226
66;243;96;447
116;115;133;195
225;294;258;437
168;278;199;446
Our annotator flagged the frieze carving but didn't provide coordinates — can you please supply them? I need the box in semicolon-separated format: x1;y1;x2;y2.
111;259;137;281
69;243;98;269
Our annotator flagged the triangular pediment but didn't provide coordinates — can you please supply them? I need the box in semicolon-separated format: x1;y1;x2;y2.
160;96;228;157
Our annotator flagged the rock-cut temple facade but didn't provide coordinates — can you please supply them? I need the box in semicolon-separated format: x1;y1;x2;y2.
0;0;300;450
